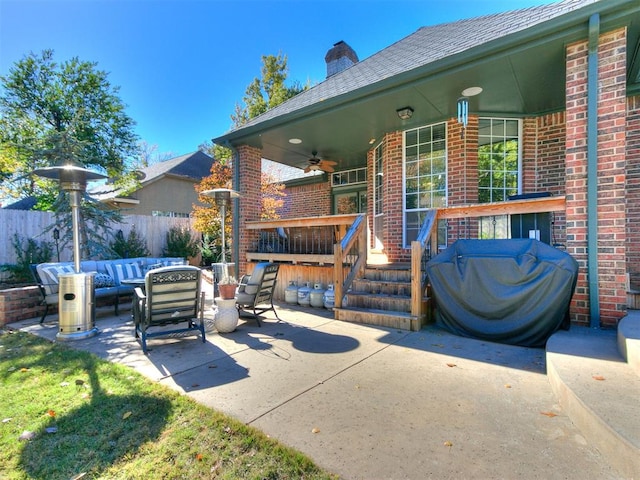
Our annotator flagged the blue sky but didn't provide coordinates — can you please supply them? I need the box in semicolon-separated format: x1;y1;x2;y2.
1;0;552;159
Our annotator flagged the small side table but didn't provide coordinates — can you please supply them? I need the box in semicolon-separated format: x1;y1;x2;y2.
214;298;239;333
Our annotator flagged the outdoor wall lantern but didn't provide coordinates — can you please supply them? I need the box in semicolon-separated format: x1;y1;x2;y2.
396;106;414;120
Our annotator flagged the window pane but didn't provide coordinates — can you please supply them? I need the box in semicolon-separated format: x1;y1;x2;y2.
404;122;447;247
478;118;520;204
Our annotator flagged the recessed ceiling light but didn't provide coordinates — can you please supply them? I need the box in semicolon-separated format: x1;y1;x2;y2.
461;86;483;97
289;138;302;144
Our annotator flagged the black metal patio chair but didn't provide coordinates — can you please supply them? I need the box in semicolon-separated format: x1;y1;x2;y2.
133;265;205;353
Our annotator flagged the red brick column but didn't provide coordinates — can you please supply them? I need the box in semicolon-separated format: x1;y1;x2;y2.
565;28;627;326
236;145;262;276
383;131;405;262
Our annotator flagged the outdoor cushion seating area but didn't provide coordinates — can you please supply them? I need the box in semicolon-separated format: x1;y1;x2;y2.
32;257;187;323
133;265;205;354
235;262;281;326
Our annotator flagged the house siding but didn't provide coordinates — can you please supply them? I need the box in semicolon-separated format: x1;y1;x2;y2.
127;177;200;217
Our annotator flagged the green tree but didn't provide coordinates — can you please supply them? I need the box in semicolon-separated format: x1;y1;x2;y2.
231;53;306;127
0;49;139;205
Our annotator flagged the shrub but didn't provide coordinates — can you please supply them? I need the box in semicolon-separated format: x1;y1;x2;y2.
163;226;199;259
3;233;54;284
110;227;150;258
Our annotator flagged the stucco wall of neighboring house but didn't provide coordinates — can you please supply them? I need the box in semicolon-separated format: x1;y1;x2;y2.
119;176;200;216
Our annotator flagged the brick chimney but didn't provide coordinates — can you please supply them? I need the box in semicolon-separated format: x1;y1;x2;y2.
325;41;359;78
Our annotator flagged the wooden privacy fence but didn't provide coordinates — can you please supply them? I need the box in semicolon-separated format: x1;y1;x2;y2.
0;209;195;265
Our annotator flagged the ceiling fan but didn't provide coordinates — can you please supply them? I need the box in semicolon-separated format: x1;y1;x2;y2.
303;151;338;173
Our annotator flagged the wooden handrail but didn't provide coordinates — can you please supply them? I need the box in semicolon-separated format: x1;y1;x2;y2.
334;214;367;309
437;196;565;219
410;210;438;319
245;213;360;229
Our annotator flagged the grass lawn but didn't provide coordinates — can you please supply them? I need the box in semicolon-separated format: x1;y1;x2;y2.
0;329;337;480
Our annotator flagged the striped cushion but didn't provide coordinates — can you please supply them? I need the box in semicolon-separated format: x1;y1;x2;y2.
105;262;142;284
40;265;75;295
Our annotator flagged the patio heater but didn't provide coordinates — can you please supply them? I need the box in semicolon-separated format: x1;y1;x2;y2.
201;188;240;296
32;162;107;341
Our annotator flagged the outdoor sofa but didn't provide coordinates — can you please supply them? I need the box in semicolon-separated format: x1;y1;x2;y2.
32;257;188;323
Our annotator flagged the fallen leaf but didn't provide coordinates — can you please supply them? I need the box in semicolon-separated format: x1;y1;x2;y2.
122;411;132;420
540;411;558;418
311;427;320;434
446;363;457;368
20;367;29;372
444;441;453;447
47;410;56;417
19;430;36;441
196;453;203;461
75;379;84;386
504;384;512;388
592;375;605;381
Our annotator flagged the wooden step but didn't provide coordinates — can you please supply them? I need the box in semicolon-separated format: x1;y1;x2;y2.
352;278;411;296
344;291;411;312
334;306;421;331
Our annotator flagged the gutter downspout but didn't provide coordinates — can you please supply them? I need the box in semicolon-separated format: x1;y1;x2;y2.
587;13;600;328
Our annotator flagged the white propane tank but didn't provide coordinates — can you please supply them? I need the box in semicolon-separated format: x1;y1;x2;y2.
285;281;298;304
310;283;325;308
323;284;335;309
297;282;312;306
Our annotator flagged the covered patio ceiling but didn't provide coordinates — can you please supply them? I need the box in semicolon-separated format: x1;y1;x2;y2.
215;1;640;173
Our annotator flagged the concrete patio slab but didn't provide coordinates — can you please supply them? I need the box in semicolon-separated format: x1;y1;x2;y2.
12;301;621;479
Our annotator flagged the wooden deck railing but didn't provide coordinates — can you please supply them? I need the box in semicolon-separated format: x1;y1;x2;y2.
243;195;566;323
333;214;367;309
410;210;438;318
244;214;360;265
408;195;567;323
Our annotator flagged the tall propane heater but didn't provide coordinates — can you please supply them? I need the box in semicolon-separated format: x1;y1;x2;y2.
201;188;240;295
32;163;107;340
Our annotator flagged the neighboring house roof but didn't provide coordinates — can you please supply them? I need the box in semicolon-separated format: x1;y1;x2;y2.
91;150;213;202
213;0;639;171
2;196;38;210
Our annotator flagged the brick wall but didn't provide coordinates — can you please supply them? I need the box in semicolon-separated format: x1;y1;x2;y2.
526;112;567;247
281;181;331;218
0;286;45;326
626;95;640;286
565;28;628;326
